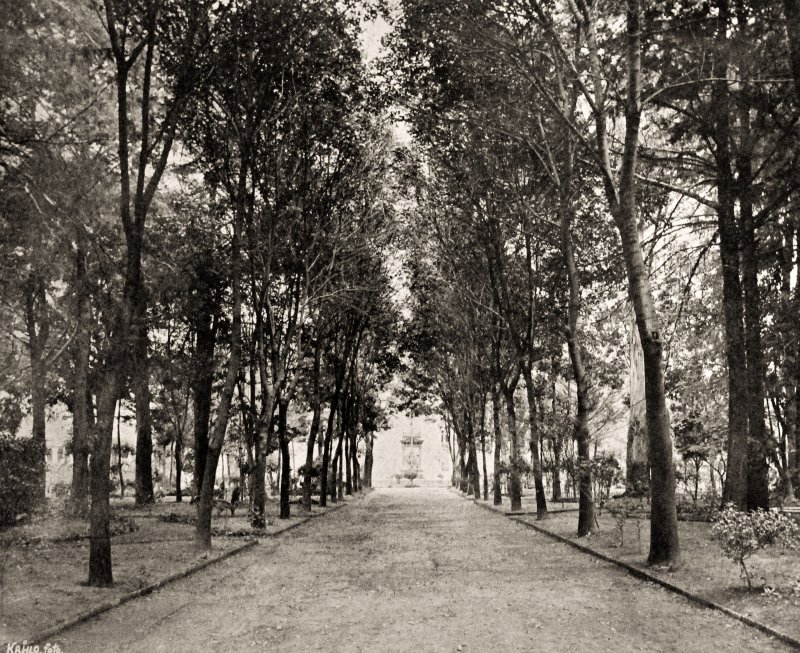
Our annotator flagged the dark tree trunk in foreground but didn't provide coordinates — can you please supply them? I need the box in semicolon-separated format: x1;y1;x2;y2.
737;118;769;511
523;368;547;519
502;384;522;511
175;434;183;502
252;380;278;526
320;395;339;507
456;421;468;493
70;227;92;516
278;399;291;519
336;430;345;501
363;431;374;489
345;413;353;496
626;320;649;493
195;202;243;549
348;398;359;494
71;235;91;514
572;0;679;564
89;388;116;586
467;417;481;499
90;0;207;583
560;184;596;536
133;313;154;505
302;338;322;510
714;0;749;511
492;383;503;505
191;280;217;496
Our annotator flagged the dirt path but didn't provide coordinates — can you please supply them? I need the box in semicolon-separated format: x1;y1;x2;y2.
54;488;791;652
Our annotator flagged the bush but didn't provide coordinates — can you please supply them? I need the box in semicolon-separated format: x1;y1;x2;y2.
675;493;719;522
0;438;44;526
711;505;799;589
605;496;647;551
50;481;71;499
402;469;418;486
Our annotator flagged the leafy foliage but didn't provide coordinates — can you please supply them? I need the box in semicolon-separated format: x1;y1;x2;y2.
0;438;45;525
712;505;800;589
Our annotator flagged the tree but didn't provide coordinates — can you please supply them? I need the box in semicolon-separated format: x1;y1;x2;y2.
89;0;214;582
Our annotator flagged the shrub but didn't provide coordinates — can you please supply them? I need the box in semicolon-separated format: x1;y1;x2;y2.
402;469;418;486
50;481;71;499
675;493;719;522
0;438;44;526
711;505;799;589
606;496;647;551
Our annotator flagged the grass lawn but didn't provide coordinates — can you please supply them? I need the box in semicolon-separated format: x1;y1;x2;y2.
0;493;339;644
488;499;800;641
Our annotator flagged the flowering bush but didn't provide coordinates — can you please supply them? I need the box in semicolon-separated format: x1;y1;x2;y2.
711;505;799;589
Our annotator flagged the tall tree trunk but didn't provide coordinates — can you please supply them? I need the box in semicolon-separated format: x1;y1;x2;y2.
251;391;275;527
363;431;374;489
88;247;140;585
739;144;769;511
175;434;183;502
278;399;291;519
320;395;339;508
336;429;345;501
195;199;243;550
502;385;522;511
714;0;750;511
345;410;353;496
71;234;91;514
467;416;481;499
90;0;196;583
250;424;264;522
523;368;547;519
580;0;679;564
303;338;322;510
626;316;649;494
191;303;216;496
492;383;503;505
560;196;596;536
133;309;154;505
89;388;116;586
349;397;359;493
455;418;468;493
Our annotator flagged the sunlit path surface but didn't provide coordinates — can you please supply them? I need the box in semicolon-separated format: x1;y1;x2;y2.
57;488;789;652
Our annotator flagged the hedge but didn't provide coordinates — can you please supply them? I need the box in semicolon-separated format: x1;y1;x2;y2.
0;437;45;526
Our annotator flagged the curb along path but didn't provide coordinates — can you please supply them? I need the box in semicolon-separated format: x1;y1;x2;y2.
457;489;800;652
28;497;354;648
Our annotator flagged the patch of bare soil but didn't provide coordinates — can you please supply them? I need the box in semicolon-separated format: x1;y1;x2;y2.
51;488;792;652
0;495;333;644
508;502;800;643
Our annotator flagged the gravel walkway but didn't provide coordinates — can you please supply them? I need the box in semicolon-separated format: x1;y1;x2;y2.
54;487;791;652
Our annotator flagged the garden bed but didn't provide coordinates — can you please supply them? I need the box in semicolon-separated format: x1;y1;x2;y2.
513;508;800;642
0;494;343;644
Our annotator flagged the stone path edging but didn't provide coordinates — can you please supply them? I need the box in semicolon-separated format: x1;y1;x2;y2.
28;497;356;647
459;490;800;651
